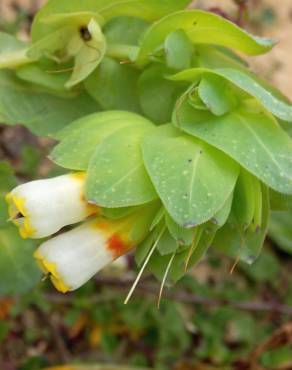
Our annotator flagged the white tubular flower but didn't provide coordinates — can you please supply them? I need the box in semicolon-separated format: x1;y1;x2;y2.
34;217;136;293
6;173;98;239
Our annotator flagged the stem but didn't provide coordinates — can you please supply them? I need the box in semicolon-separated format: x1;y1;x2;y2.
0;49;33;69
106;44;139;62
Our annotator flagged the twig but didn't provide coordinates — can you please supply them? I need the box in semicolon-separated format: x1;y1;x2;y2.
250;322;292;368
45;277;292;316
32;304;71;363
233;0;249;26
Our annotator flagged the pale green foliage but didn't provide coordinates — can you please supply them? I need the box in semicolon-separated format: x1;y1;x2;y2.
0;0;292;291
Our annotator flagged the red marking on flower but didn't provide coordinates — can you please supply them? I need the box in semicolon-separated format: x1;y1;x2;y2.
107;233;129;258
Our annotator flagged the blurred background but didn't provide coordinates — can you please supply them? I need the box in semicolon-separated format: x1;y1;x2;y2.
0;1;291;370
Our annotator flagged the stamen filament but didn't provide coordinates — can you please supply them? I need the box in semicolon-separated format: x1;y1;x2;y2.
124;226;166;305
157;252;176;309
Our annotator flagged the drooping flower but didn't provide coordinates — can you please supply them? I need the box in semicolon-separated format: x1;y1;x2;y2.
34;213;152;293
6;173;98;239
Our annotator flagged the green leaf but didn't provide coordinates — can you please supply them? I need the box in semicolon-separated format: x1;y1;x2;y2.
214;183;270;264
174;99;292;195
269;211;292;254
138;64;185;123
148;248;187;283
195;45;249;70
157;228;178;255
187;85;207;111
29;16;107;88
86;123;158;207
142;125;239;227
16;63;70;92
51;111;151;170
0;32;27;55
128;202;160;242
99;0;191;22
104;16;150;45
187;222;218;269
165;213;195;245
101;206;139;220
232;169;257;229
198;74;238;116
269;189;292;211
136;10;274;65
0;70;98;136
164;30;193;71
170;67;292;122
135;229;157;266
27;25;75;61
85;57;141;113
240;249;280;282
32;0;190;40
66;19;107;88
54;110;134;140
150;207;165;230
212;192;233;227
0;161;18;227
0;32;30;69
0;226;41;295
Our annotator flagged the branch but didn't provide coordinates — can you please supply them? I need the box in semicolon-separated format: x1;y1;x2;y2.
45;276;292;316
250;322;292;368
32;304;71;363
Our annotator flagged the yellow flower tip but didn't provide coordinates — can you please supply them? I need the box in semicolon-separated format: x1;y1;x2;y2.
71;172;86;181
11;195;27;217
5;192;18;219
5;193;35;239
19;218;35;239
33;250;48;273
33;251;71;293
50;275;71;294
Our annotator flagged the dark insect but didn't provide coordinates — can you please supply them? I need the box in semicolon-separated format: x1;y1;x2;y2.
79;26;92;41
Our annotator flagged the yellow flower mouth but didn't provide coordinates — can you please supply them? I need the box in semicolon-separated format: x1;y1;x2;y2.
5;193;35;239
34;251;71;293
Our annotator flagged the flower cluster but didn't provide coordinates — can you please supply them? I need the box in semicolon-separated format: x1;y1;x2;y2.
2;0;292;295
6;173;152;293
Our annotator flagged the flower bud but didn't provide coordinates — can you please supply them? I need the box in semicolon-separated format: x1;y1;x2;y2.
34;216;141;293
6;173;98;239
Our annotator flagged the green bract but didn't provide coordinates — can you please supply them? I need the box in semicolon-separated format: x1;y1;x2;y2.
136;10;275;66
1;0;292;291
142;125;239;227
